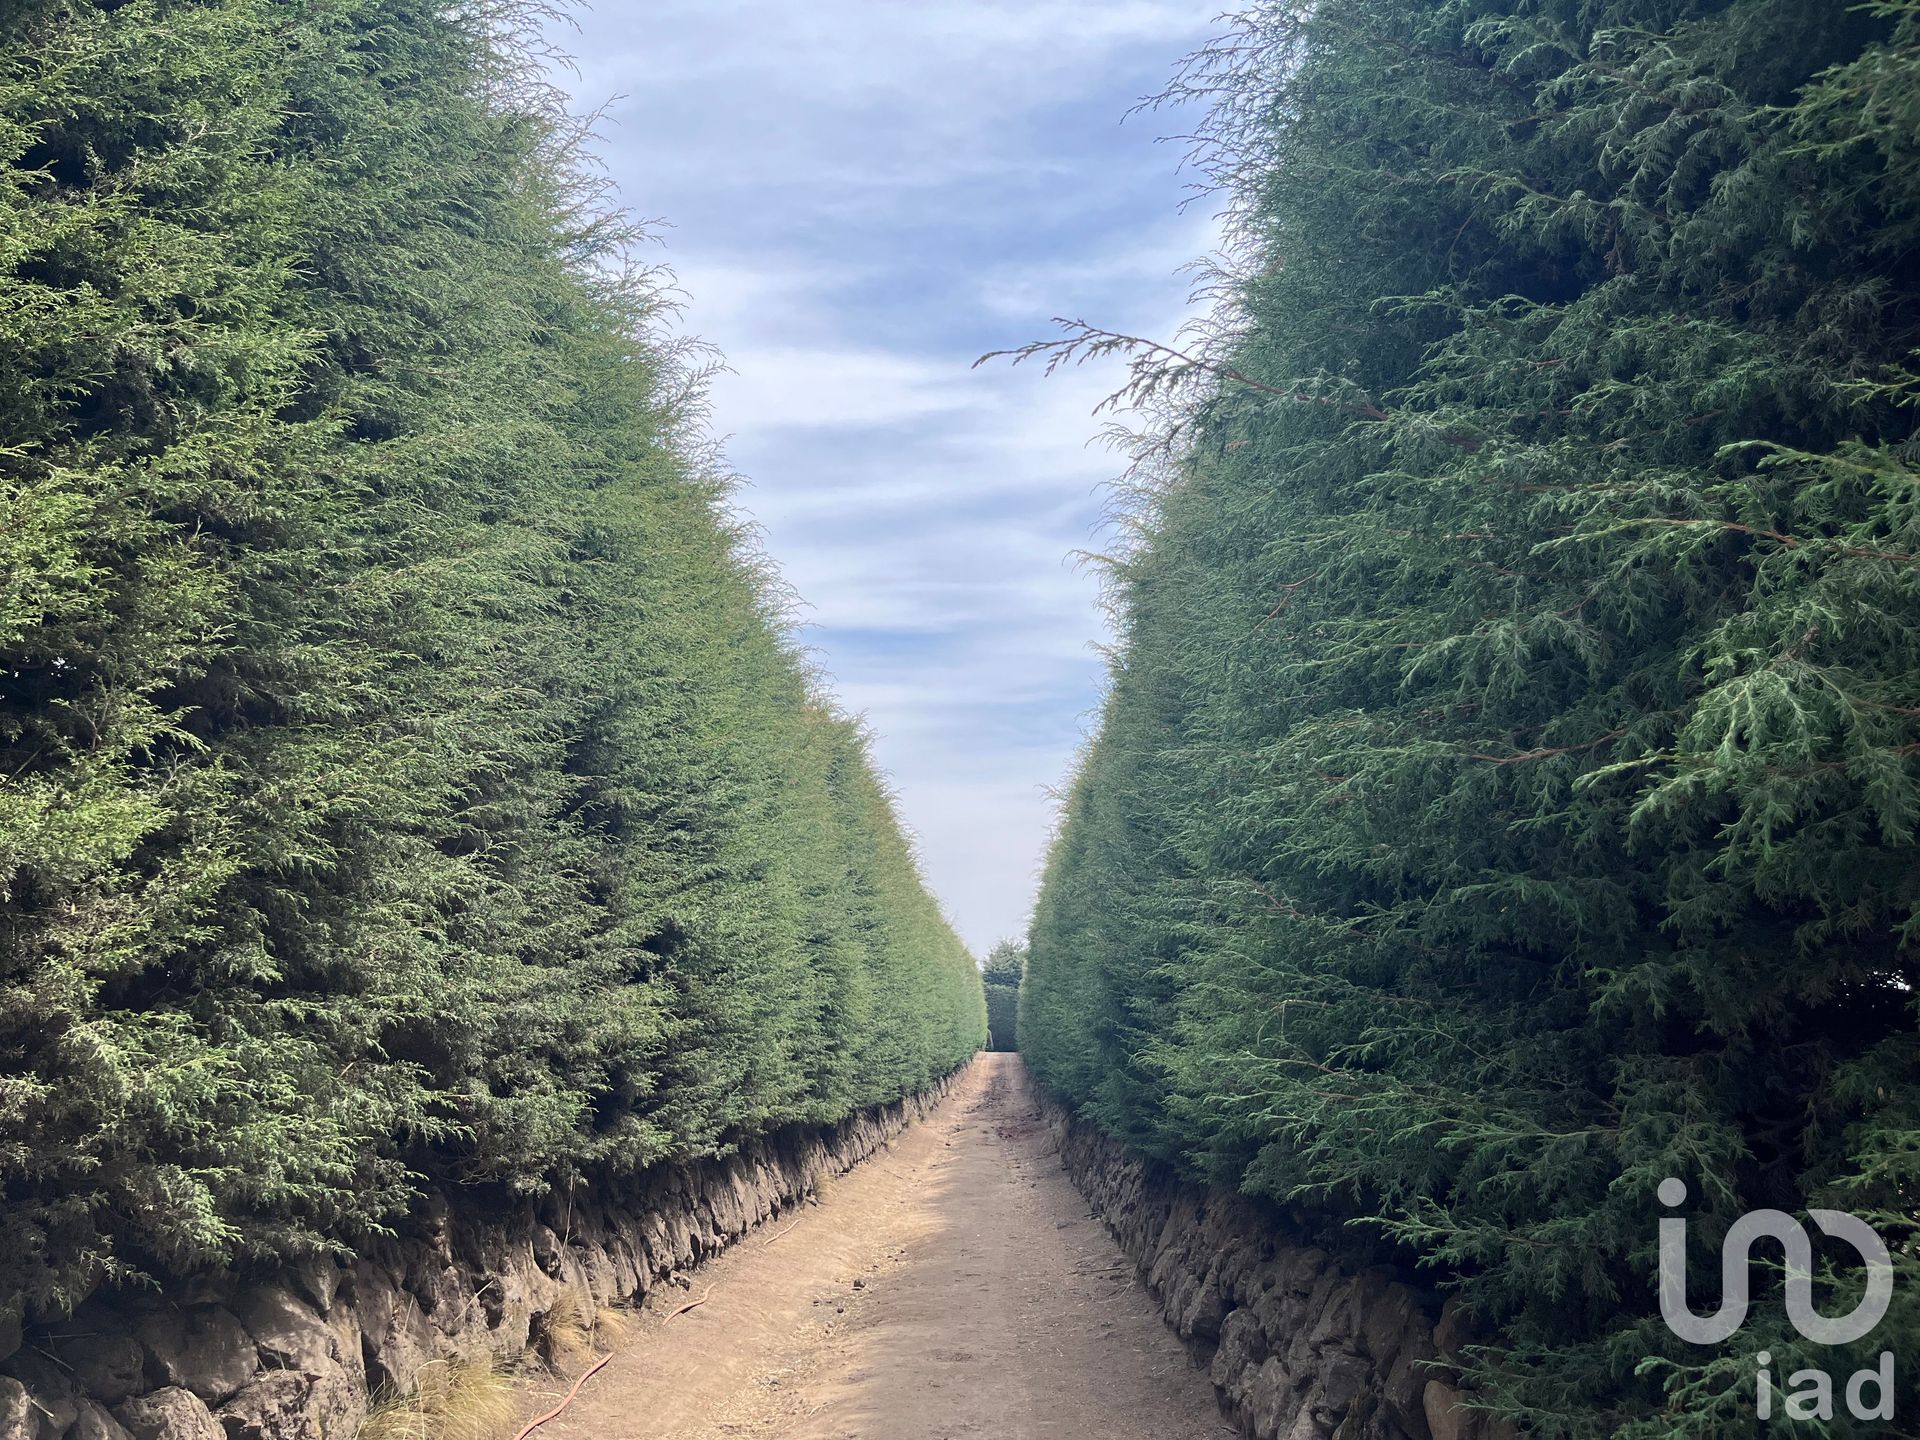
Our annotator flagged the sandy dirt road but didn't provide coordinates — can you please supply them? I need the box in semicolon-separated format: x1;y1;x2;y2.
534;1052;1230;1440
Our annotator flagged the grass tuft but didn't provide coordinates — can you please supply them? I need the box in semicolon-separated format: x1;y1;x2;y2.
535;1288;628;1373
536;1287;594;1373
358;1355;517;1440
533;1286;634;1373
593;1303;633;1349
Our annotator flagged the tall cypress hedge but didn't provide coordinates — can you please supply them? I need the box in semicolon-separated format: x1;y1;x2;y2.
0;0;983;1324
982;940;1022;1052
1021;2;1920;1435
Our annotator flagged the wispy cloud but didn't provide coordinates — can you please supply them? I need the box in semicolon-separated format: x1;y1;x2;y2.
548;0;1218;950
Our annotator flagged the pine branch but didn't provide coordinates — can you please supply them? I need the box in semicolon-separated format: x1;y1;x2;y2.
977;319;1391;421
1606;517;1920;566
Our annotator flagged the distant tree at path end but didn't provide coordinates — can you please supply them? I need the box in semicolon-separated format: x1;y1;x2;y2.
982;940;1025;1052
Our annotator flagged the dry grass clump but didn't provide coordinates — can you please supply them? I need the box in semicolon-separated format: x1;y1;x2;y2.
358;1356;518;1440
535;1287;630;1373
593;1303;633;1349
535;1287;592;1373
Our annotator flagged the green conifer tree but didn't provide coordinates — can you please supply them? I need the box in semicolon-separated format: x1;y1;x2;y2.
1;0;984;1327
1021;3;1920;1433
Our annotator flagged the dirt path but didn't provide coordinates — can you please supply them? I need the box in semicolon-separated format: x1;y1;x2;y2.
533;1052;1229;1440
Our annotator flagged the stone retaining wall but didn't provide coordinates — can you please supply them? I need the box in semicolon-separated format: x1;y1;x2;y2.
0;1072;960;1440
1042;1095;1509;1440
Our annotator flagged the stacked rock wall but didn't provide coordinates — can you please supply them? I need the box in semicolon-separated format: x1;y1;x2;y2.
0;1075;957;1440
1043;1096;1508;1440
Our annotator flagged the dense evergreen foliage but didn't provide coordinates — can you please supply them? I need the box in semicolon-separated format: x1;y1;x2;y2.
982;940;1023;1053
0;0;982;1323
1020;2;1920;1434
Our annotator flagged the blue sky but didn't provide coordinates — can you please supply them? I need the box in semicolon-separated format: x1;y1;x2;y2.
545;1;1218;953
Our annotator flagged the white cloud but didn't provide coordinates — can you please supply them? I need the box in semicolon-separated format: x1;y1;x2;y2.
563;0;1205;110
896;772;1080;952
713;345;974;430
973;211;1224;322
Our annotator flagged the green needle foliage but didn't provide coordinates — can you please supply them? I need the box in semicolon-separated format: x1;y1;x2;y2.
0;0;983;1324
1021;2;1920;1434
982;939;1023;1053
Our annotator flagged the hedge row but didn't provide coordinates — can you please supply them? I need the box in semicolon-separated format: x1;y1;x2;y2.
0;0;983;1320
1022;3;1920;1435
